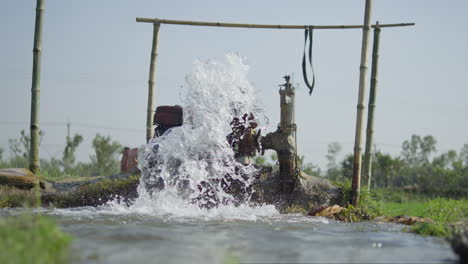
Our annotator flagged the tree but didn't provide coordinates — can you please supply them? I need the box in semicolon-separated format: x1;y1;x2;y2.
325;142;342;180
0;147;4;163
340;154;354;180
401;134;421;166
460;144;468;167
8;130;44;159
420;135;437;163
432;150;458;170
326;142;342;169
371;152;403;188
90;134;123;176
298;155;321;176
401;134;437;166
62;134;83;172
8;138;22;158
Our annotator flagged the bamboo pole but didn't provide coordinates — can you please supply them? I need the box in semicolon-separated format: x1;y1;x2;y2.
29;0;45;174
136;17;414;30
363;22;381;191
351;0;372;207
146;22;160;142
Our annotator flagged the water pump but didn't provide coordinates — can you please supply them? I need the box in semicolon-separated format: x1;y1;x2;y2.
261;75;298;194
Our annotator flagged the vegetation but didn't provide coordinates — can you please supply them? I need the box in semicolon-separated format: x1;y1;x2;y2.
0;185;38;208
1;131;123;179
42;174;140;208
0;130;132;209
333;180;383;222
322;134;468;199
1;130;466;239
409;198;468;237
381;196;468;237
252;133;468;236
0;212;73;264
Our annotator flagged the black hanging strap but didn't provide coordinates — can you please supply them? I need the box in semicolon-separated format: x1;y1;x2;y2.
302;26;315;95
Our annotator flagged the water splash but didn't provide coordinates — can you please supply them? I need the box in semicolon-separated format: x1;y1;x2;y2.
123;54;277;219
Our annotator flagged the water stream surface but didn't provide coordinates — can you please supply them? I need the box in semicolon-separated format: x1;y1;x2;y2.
40;207;458;263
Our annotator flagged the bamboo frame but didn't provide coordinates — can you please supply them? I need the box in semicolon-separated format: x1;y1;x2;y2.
137;15;414;180
363;22;381;190
146;23;160;142
29;0;45;174
136;17;414;29
352;0;373;207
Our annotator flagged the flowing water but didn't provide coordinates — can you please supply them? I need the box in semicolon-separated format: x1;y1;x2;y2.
1;54;457;263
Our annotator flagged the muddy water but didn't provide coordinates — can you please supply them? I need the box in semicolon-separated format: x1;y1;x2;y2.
31;208;454;264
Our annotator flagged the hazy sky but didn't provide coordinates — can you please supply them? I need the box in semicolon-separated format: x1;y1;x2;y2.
2;0;467;169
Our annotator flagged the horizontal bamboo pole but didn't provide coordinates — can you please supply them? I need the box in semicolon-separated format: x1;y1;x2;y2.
136;17;415;29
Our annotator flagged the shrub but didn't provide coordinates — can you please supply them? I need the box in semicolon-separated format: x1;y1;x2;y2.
0;213;73;264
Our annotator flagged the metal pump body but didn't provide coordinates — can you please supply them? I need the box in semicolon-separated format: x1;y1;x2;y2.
261;76;297;194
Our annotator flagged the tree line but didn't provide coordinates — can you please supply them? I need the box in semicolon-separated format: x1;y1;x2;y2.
255;134;467;199
2;131;467;199
0;130;123;178
323;134;468;199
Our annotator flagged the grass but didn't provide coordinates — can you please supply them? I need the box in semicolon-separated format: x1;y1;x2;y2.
333;180;383;222
1;169;141;208
43;174;140;207
39;170;101;182
409;198;468;237
374;188;428;203
0;186;38;208
328;183;467;238
0;212;73;264
382;201;429;217
382;197;468;237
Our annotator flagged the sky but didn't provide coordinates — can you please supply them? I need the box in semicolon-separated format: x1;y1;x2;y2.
2;0;468;169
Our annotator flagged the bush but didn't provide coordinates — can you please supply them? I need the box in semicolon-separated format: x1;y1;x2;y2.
334;180;383;221
0;213;73;264
410;198;468;237
0;186;38;208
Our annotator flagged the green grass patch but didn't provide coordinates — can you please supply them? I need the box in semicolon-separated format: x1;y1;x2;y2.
374;188;429;203
43;174;140;207
0;212;73;264
0;186;38;208
383;201;429;217
383;198;468;237
39;170;100;182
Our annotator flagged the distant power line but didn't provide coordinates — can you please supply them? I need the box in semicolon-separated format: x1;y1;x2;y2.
0;121;143;133
0;121;461;154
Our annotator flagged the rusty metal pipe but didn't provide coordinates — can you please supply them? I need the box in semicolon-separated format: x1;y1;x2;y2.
261;76;297;194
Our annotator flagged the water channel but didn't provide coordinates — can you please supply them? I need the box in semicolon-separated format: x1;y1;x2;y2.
8;206;456;264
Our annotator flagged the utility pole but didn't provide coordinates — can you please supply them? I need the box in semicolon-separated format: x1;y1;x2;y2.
146;22;161;142
66;119;70;170
363;22;381;190
29;0;45;174
351;0;372;206
367;143;377;189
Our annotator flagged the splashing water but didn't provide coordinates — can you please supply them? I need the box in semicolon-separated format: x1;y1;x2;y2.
110;54;278;219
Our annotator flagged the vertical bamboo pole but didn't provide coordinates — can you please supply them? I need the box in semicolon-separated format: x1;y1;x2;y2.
351;0;372;206
363;22;381;190
146;22;160;142
29;0;45;174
